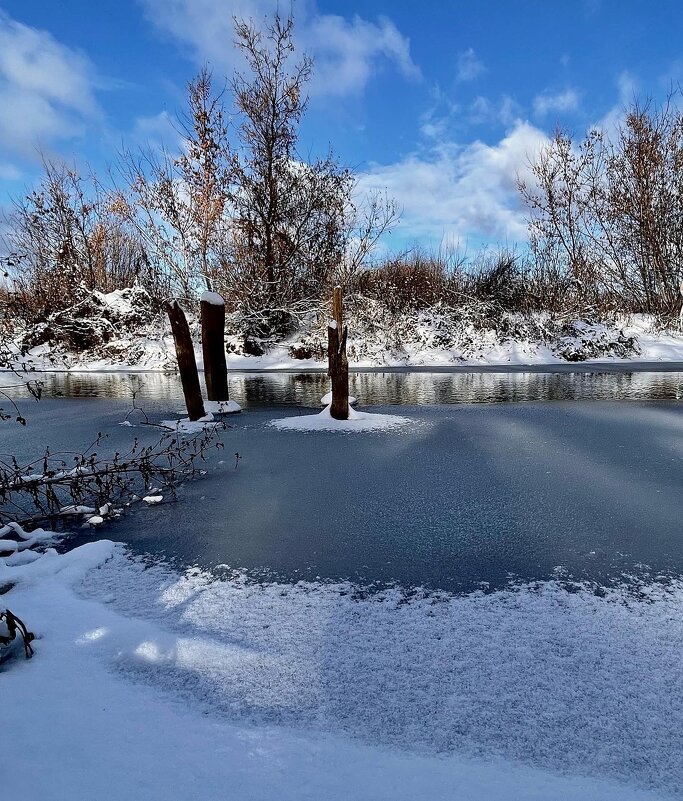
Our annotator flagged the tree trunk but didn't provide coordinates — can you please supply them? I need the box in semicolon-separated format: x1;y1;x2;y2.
200;295;229;401
166;300;205;421
328;286;349;420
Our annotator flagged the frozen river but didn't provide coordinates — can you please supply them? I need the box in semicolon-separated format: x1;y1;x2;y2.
5;368;683;798
3;368;682;592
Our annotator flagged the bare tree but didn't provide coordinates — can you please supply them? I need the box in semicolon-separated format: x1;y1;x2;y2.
520;96;683;316
115;68;232;299
219;14;349;316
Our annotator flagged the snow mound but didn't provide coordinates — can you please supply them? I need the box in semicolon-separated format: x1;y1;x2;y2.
0;522;62;555
269;405;411;432
320;391;357;406
203;399;241;415
160;414;220;433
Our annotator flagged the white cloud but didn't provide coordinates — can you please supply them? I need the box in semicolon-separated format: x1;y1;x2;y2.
593;71;637;138
456;48;485;82
469;95;520;127
304;14;419;96
0;11;99;160
533;88;580;118
133;110;184;151
139;0;419;97
357;121;549;247
0;162;21;181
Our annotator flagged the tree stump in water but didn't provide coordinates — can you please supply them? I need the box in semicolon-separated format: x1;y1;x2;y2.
166;300;205;421
200;291;230;401
328;286;349;420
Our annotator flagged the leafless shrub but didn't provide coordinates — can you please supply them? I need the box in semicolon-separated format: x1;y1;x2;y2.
353;248;465;315
0;425;224;529
519;95;683;318
2;159;153;321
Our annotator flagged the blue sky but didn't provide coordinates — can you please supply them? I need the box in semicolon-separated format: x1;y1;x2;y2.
1;0;682;252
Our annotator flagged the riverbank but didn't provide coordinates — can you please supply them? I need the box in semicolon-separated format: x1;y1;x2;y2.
7;287;683;373
7;313;683;373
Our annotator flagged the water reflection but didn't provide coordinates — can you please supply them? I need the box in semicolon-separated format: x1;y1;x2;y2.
5;368;683;406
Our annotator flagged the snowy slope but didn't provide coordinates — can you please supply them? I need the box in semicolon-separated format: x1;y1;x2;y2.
7;303;683;373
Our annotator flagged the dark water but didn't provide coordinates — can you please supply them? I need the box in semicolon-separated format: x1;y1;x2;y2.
2;369;682;594
6;365;683;407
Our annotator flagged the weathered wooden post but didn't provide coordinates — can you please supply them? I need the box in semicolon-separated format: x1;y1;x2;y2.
166;300;205;421
200;291;230;401
328;285;349;420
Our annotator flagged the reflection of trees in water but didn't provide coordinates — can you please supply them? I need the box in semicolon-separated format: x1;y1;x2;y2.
36;372;178;400
349;370;683;405
232;373;328;406
6;369;683;406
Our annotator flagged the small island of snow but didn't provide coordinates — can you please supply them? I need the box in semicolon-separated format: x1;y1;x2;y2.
268;405;411;432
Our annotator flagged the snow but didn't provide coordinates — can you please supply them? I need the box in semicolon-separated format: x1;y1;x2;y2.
203;399;242;414
1;541;680;800
0;522;62;554
142;495;163;505
200;290;225;306
60;505;97;515
320;391;357;406
269;404;412;432
99;288;137;316
160;414;219;433
8;311;683;373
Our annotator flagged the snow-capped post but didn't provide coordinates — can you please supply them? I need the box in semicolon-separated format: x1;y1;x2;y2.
200;291;230;402
328;286;349;420
165;300;205;421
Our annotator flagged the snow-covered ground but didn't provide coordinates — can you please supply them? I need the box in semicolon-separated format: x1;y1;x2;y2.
3;540;681;801
8;306;683;373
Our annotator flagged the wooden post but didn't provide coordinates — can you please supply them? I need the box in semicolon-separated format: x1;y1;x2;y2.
200;292;229;401
328;286;349;420
333;285;343;332
166;300;205;421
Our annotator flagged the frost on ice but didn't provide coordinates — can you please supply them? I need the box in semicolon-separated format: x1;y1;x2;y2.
2;538;680;801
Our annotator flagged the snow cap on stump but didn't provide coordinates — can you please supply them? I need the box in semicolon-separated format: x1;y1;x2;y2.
200;291;225;306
